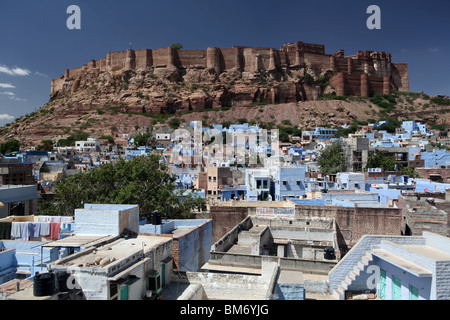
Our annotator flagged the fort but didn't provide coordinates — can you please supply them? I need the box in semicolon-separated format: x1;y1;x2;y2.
50;41;409;113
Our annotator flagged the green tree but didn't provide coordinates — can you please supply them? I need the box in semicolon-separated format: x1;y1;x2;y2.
334;122;359;138
365;152;397;172
170;43;183;50
168;118;181;129
37;140;54;151
99;135;115;143
400;166;421;178
317;141;345;174
38;154;206;219
134;132;151;148
0;139;20;154
376;119;401;133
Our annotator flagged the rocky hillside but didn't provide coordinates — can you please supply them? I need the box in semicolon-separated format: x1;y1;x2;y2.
0;66;448;148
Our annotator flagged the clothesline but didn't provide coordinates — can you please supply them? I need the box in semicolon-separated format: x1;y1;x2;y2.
0;221;73;241
11;221;61;241
37;216;73;223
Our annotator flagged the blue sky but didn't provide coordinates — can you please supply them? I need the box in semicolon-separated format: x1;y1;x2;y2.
0;0;449;126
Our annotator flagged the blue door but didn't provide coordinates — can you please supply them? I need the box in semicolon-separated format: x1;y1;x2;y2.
409;285;419;300
392;276;402;300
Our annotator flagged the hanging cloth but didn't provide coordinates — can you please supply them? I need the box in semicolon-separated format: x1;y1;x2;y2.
47;222;61;240
39;222;50;236
28;222;41;238
0;222;12;240
11;222;21;239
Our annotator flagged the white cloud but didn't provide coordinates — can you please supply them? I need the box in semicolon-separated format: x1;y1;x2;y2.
0;114;14;121
0;91;15;96
35;71;49;78
429;48;439;53
0;83;15;89
0;113;15;127
10;96;26;102
0;91;26;102
0;64;31;76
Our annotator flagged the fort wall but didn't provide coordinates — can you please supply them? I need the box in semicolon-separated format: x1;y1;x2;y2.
50;41;409;99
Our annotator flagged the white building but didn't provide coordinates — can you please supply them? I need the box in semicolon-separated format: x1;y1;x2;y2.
75;138;100;153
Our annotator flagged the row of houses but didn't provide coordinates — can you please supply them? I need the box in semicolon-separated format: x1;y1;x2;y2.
1;193;449;300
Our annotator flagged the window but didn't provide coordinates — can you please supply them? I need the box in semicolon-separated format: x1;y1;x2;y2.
208;176;211;182
283;181;287;186
213;176;216;182
409;285;419;300
109;282;118;298
119;285;128;300
297;181;301;186
392;275;402;300
147;272;161;295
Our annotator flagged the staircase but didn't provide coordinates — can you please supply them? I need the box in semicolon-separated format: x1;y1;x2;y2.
332;250;373;300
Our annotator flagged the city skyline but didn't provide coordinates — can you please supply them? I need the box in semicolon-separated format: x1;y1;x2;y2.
0;0;449;127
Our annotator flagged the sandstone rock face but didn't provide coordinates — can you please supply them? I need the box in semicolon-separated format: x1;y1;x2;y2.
48;41;409;115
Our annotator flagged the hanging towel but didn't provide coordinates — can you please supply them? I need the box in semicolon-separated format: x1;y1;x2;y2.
18;222;30;241
0;222;12;240
61;217;73;223
39;222;50;236
51;216;62;223
38;216;50;222
28;222;41;238
48;222;61;240
11;222;21;238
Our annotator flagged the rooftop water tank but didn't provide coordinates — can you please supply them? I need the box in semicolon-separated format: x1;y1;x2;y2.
33;272;58;297
151;211;162;225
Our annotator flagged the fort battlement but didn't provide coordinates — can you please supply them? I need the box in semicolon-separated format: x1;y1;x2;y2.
50;41;409;100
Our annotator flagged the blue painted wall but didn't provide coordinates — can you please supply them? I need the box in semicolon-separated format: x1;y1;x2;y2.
275;283;305;300
274;167;306;201
421;149;450;168
373;256;432;300
175;220;213;272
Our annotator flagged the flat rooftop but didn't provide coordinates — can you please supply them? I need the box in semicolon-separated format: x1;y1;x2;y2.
42;235;117;248
372;249;432;277
54;235;171;268
401;245;450;261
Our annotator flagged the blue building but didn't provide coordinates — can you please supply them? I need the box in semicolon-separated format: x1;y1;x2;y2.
140;219;213;272
273;167;306;201
245;166;307;201
401;120;430;135
302;127;338;141
336;172;366;191
245;168;272;201
330;232;450;300
0;240;60;284
220;185;247;201
421;149;450;168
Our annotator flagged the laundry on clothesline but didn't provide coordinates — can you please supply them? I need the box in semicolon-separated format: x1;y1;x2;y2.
9;220;71;240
